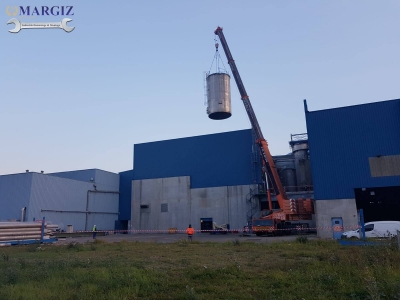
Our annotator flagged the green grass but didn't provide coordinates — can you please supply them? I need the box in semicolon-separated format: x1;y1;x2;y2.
0;238;400;299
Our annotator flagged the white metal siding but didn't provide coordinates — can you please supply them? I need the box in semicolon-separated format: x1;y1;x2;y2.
94;169;120;190
0;173;32;221
29;174;92;230
87;191;119;230
29;174;118;231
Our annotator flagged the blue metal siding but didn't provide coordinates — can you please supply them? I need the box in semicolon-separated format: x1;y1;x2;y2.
133;129;261;189
119;170;134;220
305;99;400;200
0;173;33;221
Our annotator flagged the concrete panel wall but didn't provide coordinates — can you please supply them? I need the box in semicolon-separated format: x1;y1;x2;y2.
227;185;255;229
132;177;191;231
315;199;358;239
131;176;255;232
190;186;229;228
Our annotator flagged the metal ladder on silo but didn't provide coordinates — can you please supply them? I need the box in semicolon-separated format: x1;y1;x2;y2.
246;188;258;231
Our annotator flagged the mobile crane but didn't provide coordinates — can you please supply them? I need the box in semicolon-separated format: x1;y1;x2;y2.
214;27;314;235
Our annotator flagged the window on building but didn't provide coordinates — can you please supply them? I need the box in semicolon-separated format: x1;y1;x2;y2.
140;204;150;213
161;203;168;213
369;155;400;177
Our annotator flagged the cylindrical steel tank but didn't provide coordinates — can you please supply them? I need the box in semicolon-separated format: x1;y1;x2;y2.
282;167;297;192
293;142;312;190
206;73;231;120
275;158;297;192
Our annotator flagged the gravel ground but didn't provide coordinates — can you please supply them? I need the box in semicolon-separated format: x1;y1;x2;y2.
55;232;318;245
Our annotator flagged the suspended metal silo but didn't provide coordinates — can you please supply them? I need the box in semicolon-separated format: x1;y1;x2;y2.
206;72;231;120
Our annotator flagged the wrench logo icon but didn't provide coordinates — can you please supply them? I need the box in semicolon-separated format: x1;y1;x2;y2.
7;18;75;33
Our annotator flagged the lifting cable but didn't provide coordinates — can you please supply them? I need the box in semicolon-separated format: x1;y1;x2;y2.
207;38;229;76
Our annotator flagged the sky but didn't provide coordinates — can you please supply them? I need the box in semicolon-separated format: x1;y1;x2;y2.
1;0;399;175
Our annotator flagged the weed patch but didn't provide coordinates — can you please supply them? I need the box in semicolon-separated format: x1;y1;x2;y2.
0;239;399;299
296;236;308;243
232;238;241;246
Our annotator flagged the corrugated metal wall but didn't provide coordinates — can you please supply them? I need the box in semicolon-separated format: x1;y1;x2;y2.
48;169;97;183
0;172;119;231
305;99;400;200
48;169;119;191
0;173;32;221
29;173;93;229
31;173;119;230
133;129;261;189
87;191;119;230
93;169;119;190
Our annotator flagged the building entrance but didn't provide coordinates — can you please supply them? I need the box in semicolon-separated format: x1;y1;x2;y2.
354;186;400;223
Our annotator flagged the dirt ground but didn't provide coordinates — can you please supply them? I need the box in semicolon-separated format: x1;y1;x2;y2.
55;232;318;245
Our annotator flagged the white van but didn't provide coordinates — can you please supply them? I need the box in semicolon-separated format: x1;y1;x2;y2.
341;221;400;239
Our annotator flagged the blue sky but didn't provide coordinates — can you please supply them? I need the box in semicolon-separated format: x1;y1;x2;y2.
1;0;399;175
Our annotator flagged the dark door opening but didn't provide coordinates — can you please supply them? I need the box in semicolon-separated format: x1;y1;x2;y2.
115;220;129;233
200;218;213;232
354;186;400;223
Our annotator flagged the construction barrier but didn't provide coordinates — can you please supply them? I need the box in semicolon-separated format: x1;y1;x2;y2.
168;228;178;234
73;225;361;235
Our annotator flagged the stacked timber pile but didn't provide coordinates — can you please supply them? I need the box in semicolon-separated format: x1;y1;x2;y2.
0;222;58;244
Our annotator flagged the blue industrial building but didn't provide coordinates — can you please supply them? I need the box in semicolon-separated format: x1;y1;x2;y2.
132;129;261;188
118;129;260;227
119;129;263;232
305;98;400;237
4;96;399;237
119;129;313;232
1;129;313;234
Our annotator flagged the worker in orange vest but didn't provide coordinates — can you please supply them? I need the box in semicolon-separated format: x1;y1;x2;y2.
186;224;194;241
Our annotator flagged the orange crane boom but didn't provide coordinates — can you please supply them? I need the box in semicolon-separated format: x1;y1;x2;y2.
214;27;313;221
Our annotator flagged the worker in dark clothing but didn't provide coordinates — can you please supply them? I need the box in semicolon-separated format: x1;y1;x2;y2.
186;224;194;241
92;225;97;239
